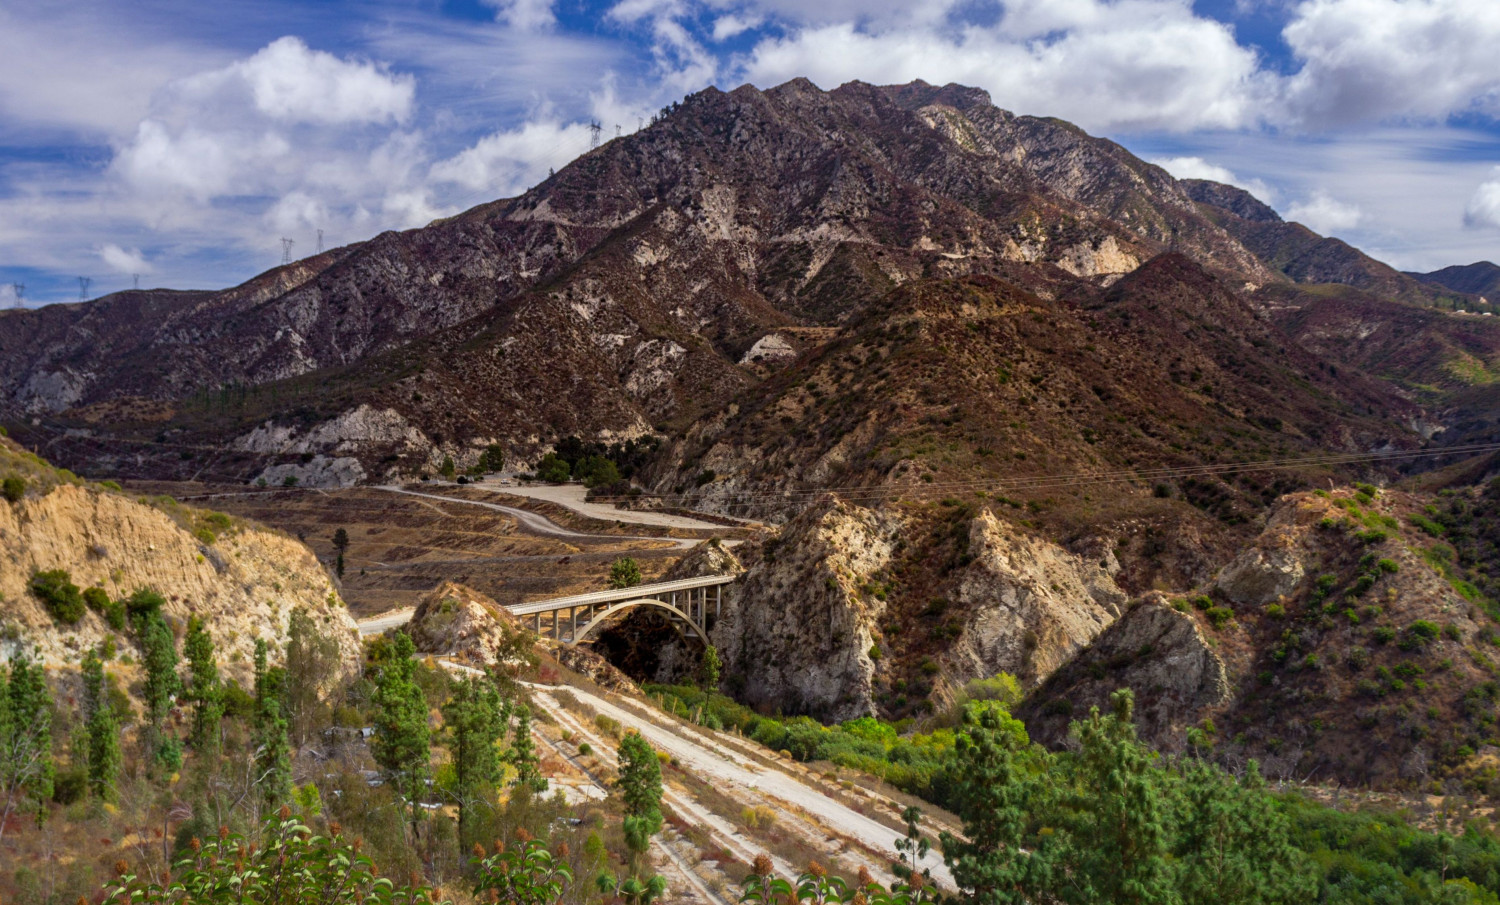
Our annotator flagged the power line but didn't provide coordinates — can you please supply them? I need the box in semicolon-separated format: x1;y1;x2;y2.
9;282;22;309
77;276;91;301
588;121;602;150
280;237;295;265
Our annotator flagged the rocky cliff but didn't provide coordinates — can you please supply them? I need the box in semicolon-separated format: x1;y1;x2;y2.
0;440;360;680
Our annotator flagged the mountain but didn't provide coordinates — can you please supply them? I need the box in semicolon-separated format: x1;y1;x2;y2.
5;78;1492;487
1411;261;1500;300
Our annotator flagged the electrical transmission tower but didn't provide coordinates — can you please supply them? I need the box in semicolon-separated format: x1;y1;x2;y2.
589;121;602;149
77;276;91;301
615;124;621;138
281;237;295;265
316;229;324;254
9;282;22;309
133;273;140;290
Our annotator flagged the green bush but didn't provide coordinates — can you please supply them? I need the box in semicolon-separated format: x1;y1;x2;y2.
536;453;571;483
2;474;24;503
82;586;110;613
1206;606;1234;630
30;569;85;624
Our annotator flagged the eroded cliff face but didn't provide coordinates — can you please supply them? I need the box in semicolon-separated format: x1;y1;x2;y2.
717;501;900;721
0;482;361;681
946;511;1126;687
1019;593;1232;752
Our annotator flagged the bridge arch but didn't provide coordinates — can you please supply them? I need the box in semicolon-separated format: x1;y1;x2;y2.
572;597;710;645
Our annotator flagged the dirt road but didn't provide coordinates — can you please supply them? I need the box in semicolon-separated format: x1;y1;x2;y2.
477;480;756;531
530;683;954;889
374;486;699;549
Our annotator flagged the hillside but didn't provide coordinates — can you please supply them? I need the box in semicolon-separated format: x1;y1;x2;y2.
5;78;1492;489
0;436;360;678
1412;261;1500;300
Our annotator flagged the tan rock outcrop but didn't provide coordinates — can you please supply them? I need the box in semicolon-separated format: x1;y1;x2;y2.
948;511;1126;686
1019;593;1231;751
406;581;526;667
0;483;360;682
717;500;900;721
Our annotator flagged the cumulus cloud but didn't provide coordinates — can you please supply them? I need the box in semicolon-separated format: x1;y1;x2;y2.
483;0;557;31
431;120;593;196
98;244;152;274
738;1;1272;132
1287;191;1363;234
712;13;763;41
182;36;414;126
1464;168;1500;229
1283;0;1500;126
1151;155;1277;204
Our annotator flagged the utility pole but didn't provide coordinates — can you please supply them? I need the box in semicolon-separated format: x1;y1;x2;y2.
589;121;602;150
78;276;91;301
316;228;324;254
281;237;295;265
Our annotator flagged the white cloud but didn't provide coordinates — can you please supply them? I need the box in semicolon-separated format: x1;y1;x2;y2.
183;36;414;126
1283;0;1500;126
483;0;557;31
431;120;593;196
712;14;763;41
98;244;152;275
1151;155;1277;204
1287;190;1363;235
738;1;1272;132
1464;168;1500;230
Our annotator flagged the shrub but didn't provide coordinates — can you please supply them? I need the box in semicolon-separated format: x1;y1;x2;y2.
1376;558;1400;574
82;586;110;613
1373;626;1397;645
30;569;85;624
2;475;24;502
1206;606;1234;630
1355;529;1390;545
577;742;592;757
1266;603;1286;619
1407;620;1441;644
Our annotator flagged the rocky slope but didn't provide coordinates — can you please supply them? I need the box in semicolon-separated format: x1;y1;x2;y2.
6;78;1487;486
0;438;360;680
1411;261;1500;300
1022;484;1500;788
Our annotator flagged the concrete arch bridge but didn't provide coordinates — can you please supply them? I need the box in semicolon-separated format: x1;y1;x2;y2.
507;574;734;645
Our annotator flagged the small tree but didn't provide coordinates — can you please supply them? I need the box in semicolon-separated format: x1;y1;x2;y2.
699;645;722;690
510;703;547;794
440;456;457;480
480;443;506;474
182;616;223;756
0;648;53;841
82;647;121;801
372;631;430;835
608;557;642;590
332;528;349;579
253;638;292;807
443;676;505;850
616;730;663;872
536;453;571;483
284;608;341;747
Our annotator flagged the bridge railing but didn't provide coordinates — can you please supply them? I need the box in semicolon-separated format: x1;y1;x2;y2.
507;574;735;644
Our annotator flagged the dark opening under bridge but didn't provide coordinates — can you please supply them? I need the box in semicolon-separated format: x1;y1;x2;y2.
507;574;736;645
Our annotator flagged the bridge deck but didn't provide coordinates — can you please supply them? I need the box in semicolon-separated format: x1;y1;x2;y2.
506;573;736;616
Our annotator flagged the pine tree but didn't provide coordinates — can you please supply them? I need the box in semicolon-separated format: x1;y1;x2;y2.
509;703;546;794
1175;758;1315;905
442;676;504;849
182;616;222;756
372;631;430;834
82;647;121;801
332;529;349;579
940;702;1054;905
252;638;292;807
615;730;663;871
284;608;339;746
0;648;53;841
1060;690;1179;905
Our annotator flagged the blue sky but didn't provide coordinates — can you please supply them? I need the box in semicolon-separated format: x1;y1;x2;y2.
3;0;1500;306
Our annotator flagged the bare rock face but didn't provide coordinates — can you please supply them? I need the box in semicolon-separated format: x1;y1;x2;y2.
406;581;525;667
1019;593;1231;751
253;455;367;489
1211;494;1326;606
664;538;744;580
0;483;361;682
948;511;1126;686
717;499;901;721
